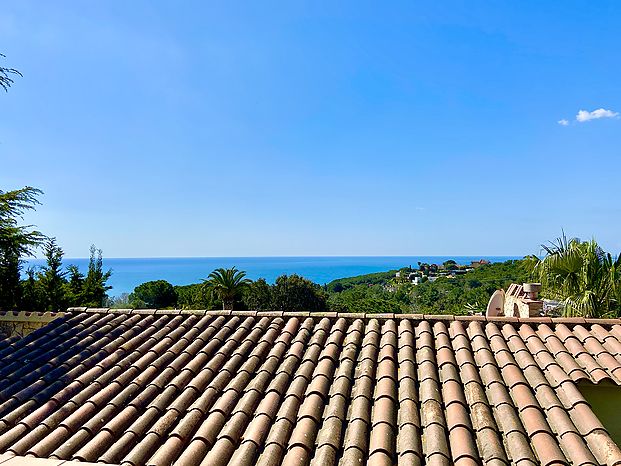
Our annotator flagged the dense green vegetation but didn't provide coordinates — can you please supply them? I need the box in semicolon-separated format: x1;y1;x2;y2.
0;186;112;311
130;280;177;308
410;260;530;314
326;270;398;292
124;261;529;315
327;259;530;314
174;283;215;309
123;273;329;313
267;274;328;313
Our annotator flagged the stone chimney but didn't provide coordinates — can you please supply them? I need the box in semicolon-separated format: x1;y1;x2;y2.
503;283;544;318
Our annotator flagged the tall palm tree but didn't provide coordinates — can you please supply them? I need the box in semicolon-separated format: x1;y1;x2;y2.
529;234;620;318
203;267;251;310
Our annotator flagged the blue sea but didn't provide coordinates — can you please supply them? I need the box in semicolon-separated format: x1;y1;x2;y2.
25;256;520;296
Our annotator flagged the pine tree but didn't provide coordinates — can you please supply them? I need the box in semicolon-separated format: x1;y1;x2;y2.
82;245;112;307
38;238;67;311
21;267;43;311
65;265;85;306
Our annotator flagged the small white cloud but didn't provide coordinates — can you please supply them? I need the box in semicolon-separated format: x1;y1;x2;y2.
576;108;619;122
558;119;569;126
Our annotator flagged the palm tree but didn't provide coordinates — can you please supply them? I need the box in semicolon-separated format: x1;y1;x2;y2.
203;267;251;310
529;234;621;318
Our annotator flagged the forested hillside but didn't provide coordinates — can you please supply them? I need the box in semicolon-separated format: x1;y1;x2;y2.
327;260;530;314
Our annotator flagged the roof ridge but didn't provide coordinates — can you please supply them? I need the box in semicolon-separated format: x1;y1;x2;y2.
0;311;64;319
66;307;621;326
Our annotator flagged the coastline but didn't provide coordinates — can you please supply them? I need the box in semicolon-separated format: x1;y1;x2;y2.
25;255;521;296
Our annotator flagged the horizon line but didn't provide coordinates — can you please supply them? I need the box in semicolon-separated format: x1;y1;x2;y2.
27;254;527;260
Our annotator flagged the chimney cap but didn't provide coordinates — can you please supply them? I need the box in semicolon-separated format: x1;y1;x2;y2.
523;283;541;293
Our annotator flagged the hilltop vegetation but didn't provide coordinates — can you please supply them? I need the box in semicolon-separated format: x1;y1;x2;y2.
410;260;530;314
122;260;530;315
326;270;398;292
327;259;530;314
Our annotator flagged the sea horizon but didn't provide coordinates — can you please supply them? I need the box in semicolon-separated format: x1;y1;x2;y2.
25;255;522;296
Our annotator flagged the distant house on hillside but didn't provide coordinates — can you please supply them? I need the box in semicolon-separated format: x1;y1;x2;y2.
470;259;490;268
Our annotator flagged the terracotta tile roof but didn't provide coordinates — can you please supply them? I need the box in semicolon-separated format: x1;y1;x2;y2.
1;308;621;465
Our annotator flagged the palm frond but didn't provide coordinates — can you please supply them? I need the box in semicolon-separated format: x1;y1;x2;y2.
534;233;620;318
202;267;251;309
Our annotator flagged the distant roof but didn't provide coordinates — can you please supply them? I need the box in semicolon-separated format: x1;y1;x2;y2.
1;308;621;465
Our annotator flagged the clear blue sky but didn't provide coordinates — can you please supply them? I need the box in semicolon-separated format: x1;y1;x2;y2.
2;1;620;258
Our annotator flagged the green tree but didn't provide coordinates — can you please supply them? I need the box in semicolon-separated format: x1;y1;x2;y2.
0;54;21;92
175;283;215;309
20;267;43;311
0;187;45;310
130;280;177;308
529;234;621;317
65;265;85;306
243;278;273;311
38;237;67;311
203;267;251;310
81;245;112;307
443;260;458;270
271;274;327;312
